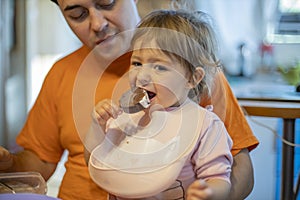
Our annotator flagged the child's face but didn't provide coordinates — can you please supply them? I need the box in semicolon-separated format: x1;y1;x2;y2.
129;46;191;109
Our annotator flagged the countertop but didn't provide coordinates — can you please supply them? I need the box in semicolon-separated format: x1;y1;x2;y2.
227;72;300;102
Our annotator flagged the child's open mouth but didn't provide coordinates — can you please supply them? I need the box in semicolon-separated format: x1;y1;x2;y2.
134;88;156;109
145;90;156;100
119;88;156;113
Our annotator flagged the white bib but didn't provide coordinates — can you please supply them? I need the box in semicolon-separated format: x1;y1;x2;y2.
89;99;206;198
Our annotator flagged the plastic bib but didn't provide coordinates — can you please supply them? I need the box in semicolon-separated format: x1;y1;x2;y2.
89;99;206;198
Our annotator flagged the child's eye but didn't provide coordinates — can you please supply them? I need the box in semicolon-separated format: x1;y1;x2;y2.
153;65;168;71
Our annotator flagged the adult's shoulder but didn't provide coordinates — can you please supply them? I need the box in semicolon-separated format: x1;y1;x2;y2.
43;45;90;86
52;45;90;70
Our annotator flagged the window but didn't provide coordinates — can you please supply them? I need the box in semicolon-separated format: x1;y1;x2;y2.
277;0;300;34
270;0;300;43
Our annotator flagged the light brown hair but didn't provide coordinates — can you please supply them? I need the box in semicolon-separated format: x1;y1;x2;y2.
131;9;222;101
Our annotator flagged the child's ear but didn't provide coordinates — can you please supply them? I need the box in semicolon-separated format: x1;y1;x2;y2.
187;67;205;88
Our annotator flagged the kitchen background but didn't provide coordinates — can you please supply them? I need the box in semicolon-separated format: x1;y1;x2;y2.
0;0;299;199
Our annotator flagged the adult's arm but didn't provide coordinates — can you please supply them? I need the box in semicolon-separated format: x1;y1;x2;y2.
0;146;57;181
227;148;254;200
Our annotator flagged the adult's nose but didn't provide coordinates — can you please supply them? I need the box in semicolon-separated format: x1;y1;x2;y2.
90;9;108;32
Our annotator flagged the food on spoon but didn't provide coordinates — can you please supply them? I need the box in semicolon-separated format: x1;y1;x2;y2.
119;88;150;113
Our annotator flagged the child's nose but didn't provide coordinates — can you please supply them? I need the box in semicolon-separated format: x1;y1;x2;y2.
136;68;151;87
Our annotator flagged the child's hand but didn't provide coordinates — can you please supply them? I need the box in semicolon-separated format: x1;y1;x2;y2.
93;99;123;128
186;179;213;200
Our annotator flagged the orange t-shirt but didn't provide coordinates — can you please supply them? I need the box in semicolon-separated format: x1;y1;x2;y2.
17;45;258;200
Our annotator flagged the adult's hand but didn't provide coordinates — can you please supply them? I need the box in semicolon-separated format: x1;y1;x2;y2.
0;146;13;171
0;146;57;181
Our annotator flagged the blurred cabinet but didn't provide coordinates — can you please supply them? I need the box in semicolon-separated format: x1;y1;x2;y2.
0;0;12;146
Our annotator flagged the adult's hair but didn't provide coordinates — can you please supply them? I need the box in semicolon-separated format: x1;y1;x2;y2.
50;0;58;5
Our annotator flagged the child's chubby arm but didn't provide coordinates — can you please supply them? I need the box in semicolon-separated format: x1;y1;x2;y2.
84;99;123;165
186;178;231;200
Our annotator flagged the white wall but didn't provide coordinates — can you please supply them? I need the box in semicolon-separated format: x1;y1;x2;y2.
26;0;82;108
245;117;278;200
273;43;300;66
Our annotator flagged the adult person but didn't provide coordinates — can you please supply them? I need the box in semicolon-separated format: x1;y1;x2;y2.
0;0;258;200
